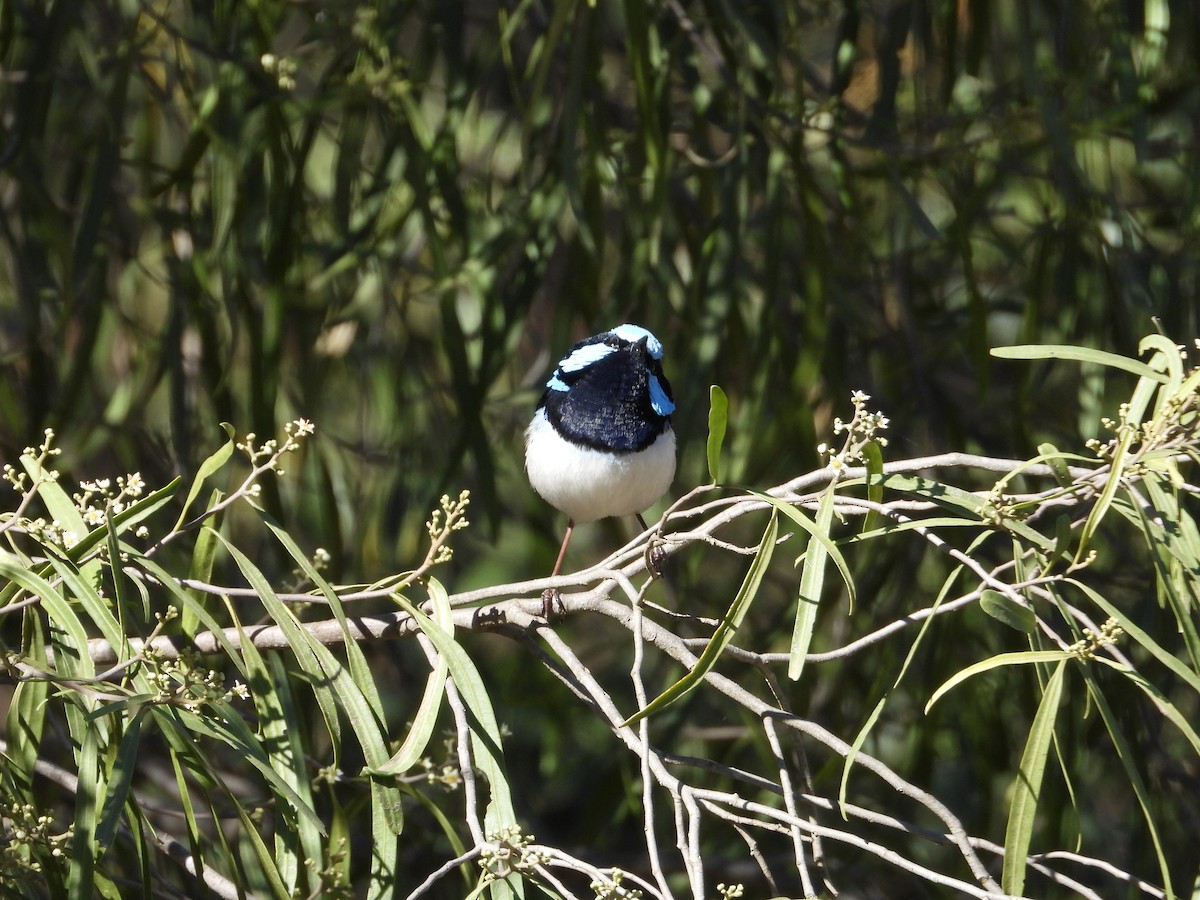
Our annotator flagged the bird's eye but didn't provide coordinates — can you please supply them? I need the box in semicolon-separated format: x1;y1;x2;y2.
604;336;623;348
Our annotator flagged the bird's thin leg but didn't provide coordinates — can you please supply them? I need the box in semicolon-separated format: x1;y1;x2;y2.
550;519;575;578
541;519;574;619
635;513;649;531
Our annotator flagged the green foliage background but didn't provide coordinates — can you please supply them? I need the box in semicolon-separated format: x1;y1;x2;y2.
1;0;1199;897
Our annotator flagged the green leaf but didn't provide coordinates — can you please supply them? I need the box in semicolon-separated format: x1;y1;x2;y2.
789;483;836;681
172;425;235;532
1002;660;1066;896
980;590;1037;633
162;702;326;836
0;555;93;679
839;695;886;820
388;585;518;844
839;544;983;819
862;439;884;533
69;719;102;900
706;384;728;484
623;510;778;727
1074;346;1171;561
1139;334;1184;397
378;579;453;773
749;490;857;612
213;532;399;842
1080;667;1175;898
991;344;1168;382
262;516;386;724
925;651;1071;713
865;473;1055;551
1066;578;1200;698
95;712;146;855
20;450;88;542
1094;658;1200;761
181;491;222;636
5;617;49;797
1037;443;1074;488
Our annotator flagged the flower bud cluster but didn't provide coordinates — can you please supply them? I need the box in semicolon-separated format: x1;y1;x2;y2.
817;390;890;473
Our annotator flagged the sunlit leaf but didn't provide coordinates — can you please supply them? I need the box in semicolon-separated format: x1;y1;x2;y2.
624;510;777;726
1002;660;1066;896
707;384;729;484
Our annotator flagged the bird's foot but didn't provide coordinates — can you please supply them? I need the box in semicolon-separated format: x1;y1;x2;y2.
540;587;564;619
646;537;669;579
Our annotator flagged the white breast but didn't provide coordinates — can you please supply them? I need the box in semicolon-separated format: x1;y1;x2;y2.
524;409;676;524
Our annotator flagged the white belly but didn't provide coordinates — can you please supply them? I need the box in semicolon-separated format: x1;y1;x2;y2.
524;409;676;524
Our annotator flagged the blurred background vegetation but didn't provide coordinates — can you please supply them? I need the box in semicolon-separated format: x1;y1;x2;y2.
1;0;1198;896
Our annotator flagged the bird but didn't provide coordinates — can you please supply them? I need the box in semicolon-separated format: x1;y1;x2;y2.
525;324;676;610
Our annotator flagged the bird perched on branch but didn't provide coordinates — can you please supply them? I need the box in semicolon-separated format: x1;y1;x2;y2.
526;324;676;612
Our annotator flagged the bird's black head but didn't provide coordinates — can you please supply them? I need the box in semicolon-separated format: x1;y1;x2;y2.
538;324;674;453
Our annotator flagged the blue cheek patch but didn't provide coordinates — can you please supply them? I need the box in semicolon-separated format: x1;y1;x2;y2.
649;375;675;416
546;374;570;392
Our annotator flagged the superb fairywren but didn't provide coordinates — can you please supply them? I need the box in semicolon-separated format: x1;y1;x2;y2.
526;324;677;590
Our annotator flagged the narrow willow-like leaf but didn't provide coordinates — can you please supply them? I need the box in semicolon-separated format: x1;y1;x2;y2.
46;551;131;696
92;873;121;900
1076;346;1171;561
217;526;418;897
925;651;1071;713
980;590;1037;633
0;557;92;678
1094;657;1200;760
861;439;884;533
167;747;209;891
624;511;778;726
707;384;728;484
1080;667;1174;898
95;712;145;856
1139;334;1184;398
869;474;1055;551
389;586;518;840
839;539;983;819
1137;477;1200;669
5;615;49;796
378;579;453;773
68;720;102;900
0;478;180;612
105;505;145;629
227;776;292;900
991;344;1166;381
263;516;386;724
165;702;326;835
1067;578;1200;697
172;424;235;532
215;538;347;746
846;515;996;542
181;489;222;636
20;450;88;541
275;649;325;892
245;639;313;891
1002;659;1066;896
215;536;395;812
1038;443;1074;487
790;484;836;681
749;490;857;610
839;695;886;820
368;780;403;900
